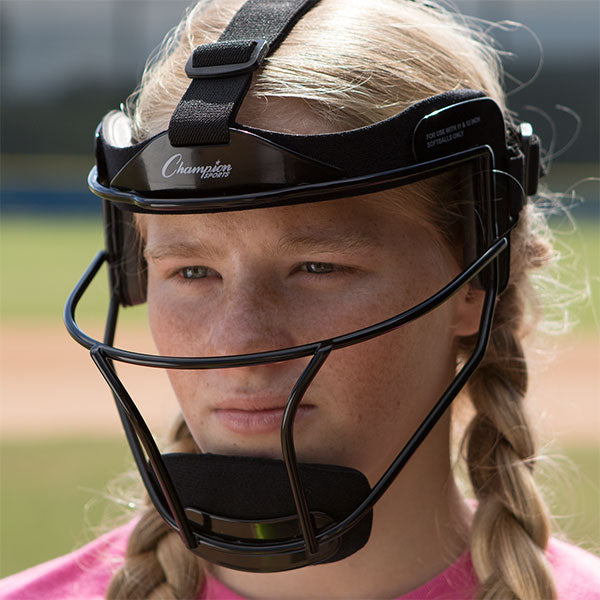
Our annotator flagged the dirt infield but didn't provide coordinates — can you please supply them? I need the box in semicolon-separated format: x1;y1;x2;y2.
1;323;598;444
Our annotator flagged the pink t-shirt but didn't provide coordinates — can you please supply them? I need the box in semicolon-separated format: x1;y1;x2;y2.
1;522;599;599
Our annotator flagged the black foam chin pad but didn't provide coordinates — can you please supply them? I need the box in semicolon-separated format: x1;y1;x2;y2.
162;452;373;564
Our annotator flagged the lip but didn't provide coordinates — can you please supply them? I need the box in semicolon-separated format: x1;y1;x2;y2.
213;400;316;434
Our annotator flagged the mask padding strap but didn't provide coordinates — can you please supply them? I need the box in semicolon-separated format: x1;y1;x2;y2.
168;0;319;147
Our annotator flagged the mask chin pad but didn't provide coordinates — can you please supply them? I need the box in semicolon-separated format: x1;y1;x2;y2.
162;453;373;566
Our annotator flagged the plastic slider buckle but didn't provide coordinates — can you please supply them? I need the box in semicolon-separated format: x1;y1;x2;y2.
185;39;270;79
518;122;542;196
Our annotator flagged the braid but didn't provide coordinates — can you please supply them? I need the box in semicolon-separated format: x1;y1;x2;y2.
106;417;205;600
463;210;558;599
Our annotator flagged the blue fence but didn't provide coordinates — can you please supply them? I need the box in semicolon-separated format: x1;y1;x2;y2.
1;188;102;216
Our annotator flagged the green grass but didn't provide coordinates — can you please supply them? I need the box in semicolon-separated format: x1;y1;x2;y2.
539;445;600;555
0;437;133;578
0;438;597;577
1;217;104;321
1;216;598;333
0;216;146;324
545;217;599;337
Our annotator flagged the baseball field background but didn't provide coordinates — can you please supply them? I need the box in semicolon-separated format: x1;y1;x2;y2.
1;0;599;581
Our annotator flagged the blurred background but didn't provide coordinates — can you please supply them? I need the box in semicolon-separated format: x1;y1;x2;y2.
1;0;598;577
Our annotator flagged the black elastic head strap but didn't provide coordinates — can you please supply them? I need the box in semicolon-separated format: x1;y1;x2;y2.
168;0;320;146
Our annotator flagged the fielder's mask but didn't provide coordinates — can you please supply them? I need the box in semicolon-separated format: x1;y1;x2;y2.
65;0;542;573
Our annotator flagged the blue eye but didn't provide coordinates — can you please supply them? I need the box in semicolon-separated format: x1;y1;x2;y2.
304;262;335;274
181;266;208;279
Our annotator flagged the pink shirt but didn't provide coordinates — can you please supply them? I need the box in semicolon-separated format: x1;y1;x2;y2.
1;523;599;599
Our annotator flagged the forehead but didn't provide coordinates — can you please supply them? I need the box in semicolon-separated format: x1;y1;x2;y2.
141;192;435;253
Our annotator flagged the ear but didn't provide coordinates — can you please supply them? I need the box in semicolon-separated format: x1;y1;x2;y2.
452;284;486;338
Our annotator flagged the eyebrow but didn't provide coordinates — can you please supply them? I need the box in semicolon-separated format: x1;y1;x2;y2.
144;241;222;261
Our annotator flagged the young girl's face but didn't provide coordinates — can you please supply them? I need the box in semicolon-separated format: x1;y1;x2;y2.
143;194;479;481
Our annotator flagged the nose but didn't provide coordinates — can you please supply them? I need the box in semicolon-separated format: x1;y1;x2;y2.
201;274;308;390
204;275;297;359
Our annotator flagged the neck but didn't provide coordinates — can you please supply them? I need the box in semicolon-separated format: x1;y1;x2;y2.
211;412;472;600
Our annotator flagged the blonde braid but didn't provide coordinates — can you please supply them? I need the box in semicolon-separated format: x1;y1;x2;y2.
106;418;204;600
463;212;557;599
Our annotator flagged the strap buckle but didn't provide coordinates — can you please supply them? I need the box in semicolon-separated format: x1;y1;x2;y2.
518;122;542;196
185;39;270;79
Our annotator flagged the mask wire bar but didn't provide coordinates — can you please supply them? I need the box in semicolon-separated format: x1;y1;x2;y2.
100;295;185;539
89;300;197;549
281;346;332;556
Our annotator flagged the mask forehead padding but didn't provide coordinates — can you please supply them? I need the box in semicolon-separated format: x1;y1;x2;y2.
243;90;487;176
162;452;373;563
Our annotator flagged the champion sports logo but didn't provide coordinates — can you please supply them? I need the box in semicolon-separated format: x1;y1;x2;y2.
161;154;232;179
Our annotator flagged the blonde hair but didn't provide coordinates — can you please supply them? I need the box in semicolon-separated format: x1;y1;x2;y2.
107;418;202;599
461;204;556;599
108;1;557;598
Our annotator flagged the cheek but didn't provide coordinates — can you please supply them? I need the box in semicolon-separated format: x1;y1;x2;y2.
147;277;206;356
310;305;457;475
147;284;209;445
148;279;179;354
165;369;210;446
328;310;456;412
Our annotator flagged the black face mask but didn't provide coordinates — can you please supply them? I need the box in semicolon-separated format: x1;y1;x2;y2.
65;0;542;573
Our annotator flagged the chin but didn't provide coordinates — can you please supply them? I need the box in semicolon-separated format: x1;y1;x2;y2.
194;435;284;461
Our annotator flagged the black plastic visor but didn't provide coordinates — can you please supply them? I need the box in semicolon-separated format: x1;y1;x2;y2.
91;91;521;219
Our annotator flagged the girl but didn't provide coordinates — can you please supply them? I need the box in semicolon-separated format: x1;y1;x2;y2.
2;0;599;599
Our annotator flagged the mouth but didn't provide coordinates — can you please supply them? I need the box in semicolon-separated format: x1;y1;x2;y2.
213;401;316;435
